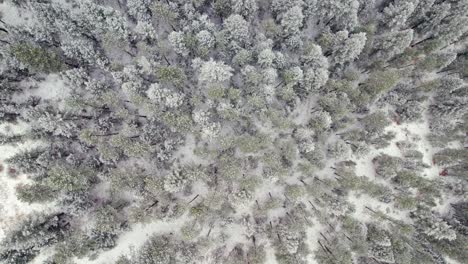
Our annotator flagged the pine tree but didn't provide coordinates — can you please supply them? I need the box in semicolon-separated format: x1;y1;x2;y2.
126;0;152;21
169;31;189;56
315;0;360;31
0;212;70;264
382;1;416;30
281;5;304;37
10;43;64;73
78;0;128;40
366;224;395;263
372;29;414;61
332;32;367;65
198;59;234;84
232;0;258;18
223;14;250;46
6;148;45;175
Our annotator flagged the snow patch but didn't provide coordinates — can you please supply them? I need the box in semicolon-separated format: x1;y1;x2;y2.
0;123;51;241
75;215;190;264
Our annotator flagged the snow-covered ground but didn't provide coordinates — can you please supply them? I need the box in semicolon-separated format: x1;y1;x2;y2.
1;88;458;263
14;74;70;103
0;1;32;26
350;109;441;221
75;215;190;264
1;2;464;263
0;71;72;240
0;122;52;241
68;113;439;263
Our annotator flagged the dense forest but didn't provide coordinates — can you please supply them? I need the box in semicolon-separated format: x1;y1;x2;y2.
0;0;467;263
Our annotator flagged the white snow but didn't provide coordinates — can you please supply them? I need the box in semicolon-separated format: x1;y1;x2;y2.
172;134;208;165
354;109;438;184
445;256;462;264
304;222;324;264
264;241;279;264
0;122;52;241
0;3;462;263
291;95;316;126
382;105;439;179
30;247;56;264
75;215;191;264
347;192;407;224
345;106;440;227
14;74;71;107
0;2;32;26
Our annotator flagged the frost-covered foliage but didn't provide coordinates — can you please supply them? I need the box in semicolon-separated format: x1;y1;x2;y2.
0;0;467;263
146;83;184;108
198;59;234;84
